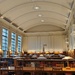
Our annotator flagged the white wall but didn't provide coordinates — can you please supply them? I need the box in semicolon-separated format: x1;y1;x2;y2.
23;34;66;53
69;24;75;49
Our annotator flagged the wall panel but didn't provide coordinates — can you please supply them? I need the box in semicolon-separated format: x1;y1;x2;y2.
24;35;66;52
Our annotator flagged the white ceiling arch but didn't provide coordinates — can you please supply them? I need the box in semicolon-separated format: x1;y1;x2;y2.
21;20;66;31
23;23;65;32
20;16;66;24
26;24;65;32
2;1;70;18
1;0;71;14
0;0;74;33
19;17;66;26
11;10;67;23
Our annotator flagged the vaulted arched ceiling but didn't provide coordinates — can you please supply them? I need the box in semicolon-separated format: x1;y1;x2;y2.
0;0;74;33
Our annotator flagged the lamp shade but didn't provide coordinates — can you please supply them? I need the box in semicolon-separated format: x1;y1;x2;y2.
54;51;59;55
62;56;73;60
37;54;46;59
0;49;3;55
32;54;37;58
45;51;50;54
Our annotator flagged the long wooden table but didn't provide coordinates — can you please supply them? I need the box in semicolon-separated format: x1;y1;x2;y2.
0;66;75;75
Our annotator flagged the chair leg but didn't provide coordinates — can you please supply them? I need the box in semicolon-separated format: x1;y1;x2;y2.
15;71;23;75
1;71;8;75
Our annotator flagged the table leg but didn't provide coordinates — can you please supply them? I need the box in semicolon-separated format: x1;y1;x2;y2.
52;73;56;75
65;73;72;75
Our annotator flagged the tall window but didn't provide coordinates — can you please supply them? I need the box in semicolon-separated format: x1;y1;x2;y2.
18;36;22;53
2;28;8;57
11;32;16;55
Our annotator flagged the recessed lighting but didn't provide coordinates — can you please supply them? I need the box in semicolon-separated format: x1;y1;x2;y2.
38;14;42;17
41;20;44;22
34;6;39;10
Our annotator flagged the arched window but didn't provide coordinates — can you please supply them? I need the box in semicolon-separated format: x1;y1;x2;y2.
2;28;8;57
11;32;16;55
18;35;22;53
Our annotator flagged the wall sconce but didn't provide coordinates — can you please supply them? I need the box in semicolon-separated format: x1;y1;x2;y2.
21;50;24;56
15;50;19;55
7;50;12;57
0;49;3;56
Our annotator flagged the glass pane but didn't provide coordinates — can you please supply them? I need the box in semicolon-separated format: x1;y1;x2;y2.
2;28;8;57
11;32;16;54
18;36;22;52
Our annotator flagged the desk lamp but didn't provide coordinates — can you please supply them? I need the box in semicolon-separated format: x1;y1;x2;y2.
62;56;73;69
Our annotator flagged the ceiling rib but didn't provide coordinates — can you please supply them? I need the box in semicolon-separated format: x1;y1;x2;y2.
23;23;66;31
2;1;70;15
19;17;66;27
11;10;68;22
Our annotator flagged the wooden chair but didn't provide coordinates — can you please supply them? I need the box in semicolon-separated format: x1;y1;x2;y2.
0;70;1;75
35;66;44;75
52;64;64;75
56;64;64;67
0;61;8;75
71;63;75;67
8;66;15;75
15;66;23;75
35;62;44;75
